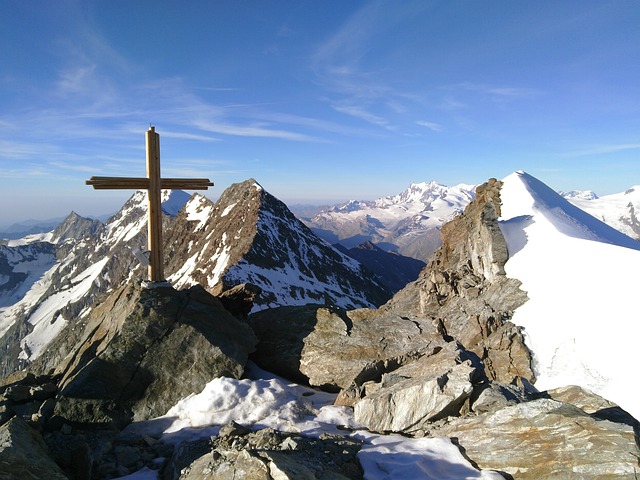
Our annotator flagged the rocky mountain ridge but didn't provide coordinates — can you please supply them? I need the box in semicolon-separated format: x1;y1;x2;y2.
165;179;391;311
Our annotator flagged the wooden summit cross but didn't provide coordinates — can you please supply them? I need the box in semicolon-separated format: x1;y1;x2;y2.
86;126;213;283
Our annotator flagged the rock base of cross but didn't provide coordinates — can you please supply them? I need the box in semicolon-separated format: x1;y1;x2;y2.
141;280;173;289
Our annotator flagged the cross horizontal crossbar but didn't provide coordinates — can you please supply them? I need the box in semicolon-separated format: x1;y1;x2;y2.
86;176;214;190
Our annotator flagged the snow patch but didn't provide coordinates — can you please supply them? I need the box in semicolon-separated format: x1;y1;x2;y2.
124;364;500;478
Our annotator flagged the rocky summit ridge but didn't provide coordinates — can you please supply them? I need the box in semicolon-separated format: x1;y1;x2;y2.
0;175;639;479
165;178;391;311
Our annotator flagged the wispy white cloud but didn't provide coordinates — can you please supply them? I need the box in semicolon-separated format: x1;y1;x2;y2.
48;161;96;173
192;119;320;142
453;82;542;98
311;1;431;132
416;120;443;132
331;103;391;129
0;140;54;159
161;131;220;142
563;143;640;157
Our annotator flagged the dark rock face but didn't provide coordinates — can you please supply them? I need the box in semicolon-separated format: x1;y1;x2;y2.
51;282;257;429
166;180;392;310
51;211;104;243
249;305;445;391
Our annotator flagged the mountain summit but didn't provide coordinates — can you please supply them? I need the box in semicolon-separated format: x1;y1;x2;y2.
499;170;640;419
166;179;391;311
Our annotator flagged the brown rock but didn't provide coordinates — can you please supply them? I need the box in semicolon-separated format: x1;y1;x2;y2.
429;398;640;479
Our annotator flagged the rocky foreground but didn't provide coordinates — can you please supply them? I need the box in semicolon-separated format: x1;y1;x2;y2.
1;179;639;479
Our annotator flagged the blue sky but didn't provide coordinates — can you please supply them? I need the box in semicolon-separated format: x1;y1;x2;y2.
1;1;639;227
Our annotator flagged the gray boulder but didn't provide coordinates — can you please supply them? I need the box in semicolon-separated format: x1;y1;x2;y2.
52;281;257;428
353;342;478;433
176;424;363;480
0;416;68;480
249;304;444;391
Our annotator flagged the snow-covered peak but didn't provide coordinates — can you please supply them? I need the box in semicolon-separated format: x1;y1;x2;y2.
499;170;640;420
560;190;599;200
376;181;475;210
501;170;639;250
105;189;191;246
161;189;191;216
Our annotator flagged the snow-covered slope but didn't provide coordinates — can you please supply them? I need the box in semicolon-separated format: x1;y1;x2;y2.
499;170;640;419
306;181;476;261
565;186;640;240
0;189;191;376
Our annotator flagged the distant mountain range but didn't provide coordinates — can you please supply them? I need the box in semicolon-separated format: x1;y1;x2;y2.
303;181;476;262
300;180;640;262
563;185;640;240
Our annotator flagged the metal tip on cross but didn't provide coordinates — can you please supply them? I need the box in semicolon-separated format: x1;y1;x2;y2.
86;127;214;285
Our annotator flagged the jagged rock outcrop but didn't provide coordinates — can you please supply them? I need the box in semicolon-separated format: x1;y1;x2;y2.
51;211;104;243
166;179;391;311
384;178;532;384
50;281;257;429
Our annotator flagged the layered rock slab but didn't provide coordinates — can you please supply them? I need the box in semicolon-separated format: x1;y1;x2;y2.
249;304;445;391
52;282;257;428
428;397;640;479
354;343;479;433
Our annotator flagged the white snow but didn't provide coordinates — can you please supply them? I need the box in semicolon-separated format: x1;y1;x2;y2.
220;202;236;217
17;256;110;360
355;433;503;480
499;171;640;419
122;363;501;479
567;185;640;240
7;232;54;246
185;194;213;230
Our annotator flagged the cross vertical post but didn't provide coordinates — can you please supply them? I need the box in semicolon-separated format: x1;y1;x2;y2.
146;127;164;282
86;126;214;285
